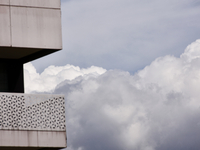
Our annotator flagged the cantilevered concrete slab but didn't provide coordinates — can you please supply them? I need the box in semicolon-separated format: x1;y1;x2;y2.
0;0;62;63
10;0;61;8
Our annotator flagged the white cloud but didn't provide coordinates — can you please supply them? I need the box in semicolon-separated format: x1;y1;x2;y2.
26;39;200;150
181;39;200;62
24;63;106;93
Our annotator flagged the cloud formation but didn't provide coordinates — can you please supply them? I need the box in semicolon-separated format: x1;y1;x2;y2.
32;0;200;73
25;40;200;150
24;63;106;93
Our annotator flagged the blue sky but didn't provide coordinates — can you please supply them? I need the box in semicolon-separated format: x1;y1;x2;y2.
26;0;200;150
32;0;200;74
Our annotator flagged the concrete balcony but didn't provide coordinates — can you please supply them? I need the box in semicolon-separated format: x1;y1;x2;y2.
0;0;62;63
0;93;66;150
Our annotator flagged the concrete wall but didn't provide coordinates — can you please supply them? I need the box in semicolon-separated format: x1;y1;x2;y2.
0;5;10;47
0;130;66;149
0;0;62;50
0;93;67;149
10;0;60;8
0;1;65;149
0;0;9;5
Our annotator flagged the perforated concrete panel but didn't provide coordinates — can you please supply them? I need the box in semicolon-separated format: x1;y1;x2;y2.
0;93;67;148
0;93;66;131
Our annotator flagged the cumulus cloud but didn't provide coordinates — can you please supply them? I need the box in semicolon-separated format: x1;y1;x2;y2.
26;40;200;150
24;63;106;93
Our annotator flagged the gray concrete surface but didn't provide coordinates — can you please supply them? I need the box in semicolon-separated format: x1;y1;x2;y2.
0;0;62;61
0;130;66;148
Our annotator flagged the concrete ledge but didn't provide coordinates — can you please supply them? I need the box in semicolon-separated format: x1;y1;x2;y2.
0;0;62;62
0;130;67;148
0;0;61;9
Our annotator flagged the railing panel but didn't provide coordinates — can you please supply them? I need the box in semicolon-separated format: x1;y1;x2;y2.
0;93;66;131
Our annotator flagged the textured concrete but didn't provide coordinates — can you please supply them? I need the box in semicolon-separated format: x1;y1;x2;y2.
11;6;62;49
10;0;61;8
0;130;66;149
0;0;9;5
0;6;10;47
0;0;65;149
0;92;67;149
0;0;62;62
0;0;60;8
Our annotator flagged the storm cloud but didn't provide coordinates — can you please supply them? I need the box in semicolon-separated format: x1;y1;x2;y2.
25;40;200;150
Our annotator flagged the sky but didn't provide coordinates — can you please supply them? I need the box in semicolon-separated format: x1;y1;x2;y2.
25;0;200;150
32;0;200;74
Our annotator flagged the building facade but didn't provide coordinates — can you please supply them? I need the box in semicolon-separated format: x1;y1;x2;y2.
0;0;66;149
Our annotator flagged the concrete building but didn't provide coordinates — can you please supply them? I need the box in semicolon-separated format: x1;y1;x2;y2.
0;0;66;149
